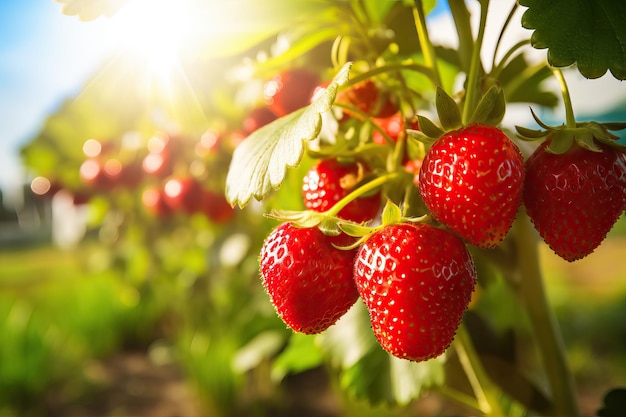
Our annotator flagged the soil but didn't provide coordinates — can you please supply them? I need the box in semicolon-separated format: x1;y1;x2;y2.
43;349;610;417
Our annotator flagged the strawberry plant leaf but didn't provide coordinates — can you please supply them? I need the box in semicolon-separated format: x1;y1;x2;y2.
436;86;462;132
498;54;558;108
415;115;444;139
318;302;445;405
56;0;128;21
520;0;626;80
271;333;324;381
470;85;505;126
226;63;352;208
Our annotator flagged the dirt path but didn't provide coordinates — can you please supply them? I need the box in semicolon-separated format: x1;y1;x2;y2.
52;352;203;417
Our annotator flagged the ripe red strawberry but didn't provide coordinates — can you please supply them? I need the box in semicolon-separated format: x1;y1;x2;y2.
336;79;397;119
264;68;320;117
302;158;380;223
524;140;626;261
260;222;358;334
354;223;476;361
419;123;525;249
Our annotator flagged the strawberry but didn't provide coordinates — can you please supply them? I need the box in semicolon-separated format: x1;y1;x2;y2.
260;222;358;334
354;222;476;361
419;123;525;249
336;79;397;119
264;68;320;117
524;140;626;261
302;158;380;223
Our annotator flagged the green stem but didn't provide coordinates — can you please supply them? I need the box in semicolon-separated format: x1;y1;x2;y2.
461;0;489;125
413;0;442;86
344;62;436;88
491;1;519;71
455;324;505;416
551;67;577;129
325;172;399;217
434;385;482;413
513;212;581;416
448;0;475;74
490;39;531;79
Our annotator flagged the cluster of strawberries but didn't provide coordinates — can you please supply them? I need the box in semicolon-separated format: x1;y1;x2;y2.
254;69;626;362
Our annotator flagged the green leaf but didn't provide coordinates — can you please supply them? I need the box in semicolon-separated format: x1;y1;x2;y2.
56;0;128;21
598;388;626;417
520;0;626;80
318;302;445;405
435;86;462;131
415;115;444;139
271;333;324;381
225;62;352;208
498;54;559;107
232;331;286;373
469;85;504;125
196;0;344;58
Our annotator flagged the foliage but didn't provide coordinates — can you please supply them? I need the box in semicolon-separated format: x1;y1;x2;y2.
14;0;626;416
520;0;626;79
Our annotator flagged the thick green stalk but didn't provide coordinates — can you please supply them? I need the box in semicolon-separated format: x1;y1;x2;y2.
461;0;489;125
448;0;475;74
325;172;399;217
455;324;505;416
513;213;581;416
413;0;441;86
551;67;577;129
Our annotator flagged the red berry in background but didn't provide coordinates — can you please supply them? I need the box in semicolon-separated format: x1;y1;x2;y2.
142;133;181;178
524;141;626;262
354;222;476;362
80;158;110;189
142;151;172;178
336;79;397;119
403;158;423;186
242;106;278;134
195;129;225;158
302;158;380;223
419;123;525;249
200;189;235;223
108;158;144;188
142;186;173;218
260;222;358;334
264;68;320;117
162;177;204;215
372;112;407;146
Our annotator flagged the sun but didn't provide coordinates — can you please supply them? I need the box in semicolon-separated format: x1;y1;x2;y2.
107;0;198;82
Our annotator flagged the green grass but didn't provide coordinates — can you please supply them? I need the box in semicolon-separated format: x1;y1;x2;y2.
0;244;163;414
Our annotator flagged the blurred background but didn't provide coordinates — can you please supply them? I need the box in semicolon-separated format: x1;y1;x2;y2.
1;1;625;416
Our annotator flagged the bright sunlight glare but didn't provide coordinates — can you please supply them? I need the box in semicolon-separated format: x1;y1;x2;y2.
108;0;195;82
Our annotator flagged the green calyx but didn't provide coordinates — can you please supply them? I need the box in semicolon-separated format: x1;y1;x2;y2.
515;107;626;154
408;85;506;147
338;200;429;250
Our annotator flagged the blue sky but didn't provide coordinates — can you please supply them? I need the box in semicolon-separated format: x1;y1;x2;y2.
0;0;115;203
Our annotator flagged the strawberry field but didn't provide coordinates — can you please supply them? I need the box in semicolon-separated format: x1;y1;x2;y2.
3;0;626;416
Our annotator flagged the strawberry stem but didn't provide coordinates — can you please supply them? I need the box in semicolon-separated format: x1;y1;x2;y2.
461;0;489;125
552;67;577;129
489;39;530;80
325;171;399;217
514;212;581;416
490;1;519;71
455;324;505;416
412;0;442;87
